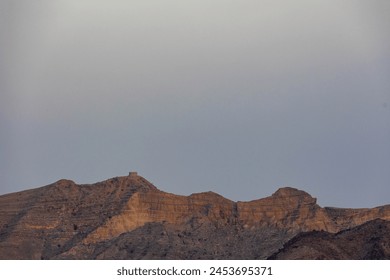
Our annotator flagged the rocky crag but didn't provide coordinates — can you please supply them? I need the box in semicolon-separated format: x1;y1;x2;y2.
0;173;389;259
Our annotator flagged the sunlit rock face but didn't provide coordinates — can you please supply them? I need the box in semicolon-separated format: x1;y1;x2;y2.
1;174;389;259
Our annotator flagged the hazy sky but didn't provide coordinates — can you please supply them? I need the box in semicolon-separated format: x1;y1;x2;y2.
1;0;389;207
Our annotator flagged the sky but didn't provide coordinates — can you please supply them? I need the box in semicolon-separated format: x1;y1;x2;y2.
1;0;389;208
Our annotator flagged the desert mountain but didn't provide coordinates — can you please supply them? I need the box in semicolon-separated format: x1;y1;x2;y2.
0;173;389;259
269;219;390;259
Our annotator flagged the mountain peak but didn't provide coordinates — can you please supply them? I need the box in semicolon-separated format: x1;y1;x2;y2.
55;179;76;186
1;174;389;260
272;187;313;199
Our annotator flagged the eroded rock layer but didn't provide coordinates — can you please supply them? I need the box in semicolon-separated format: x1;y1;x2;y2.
0;173;389;259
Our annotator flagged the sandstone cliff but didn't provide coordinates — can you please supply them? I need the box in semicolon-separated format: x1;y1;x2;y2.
0;173;389;259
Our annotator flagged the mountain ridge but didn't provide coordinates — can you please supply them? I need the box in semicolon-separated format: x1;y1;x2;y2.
1;173;389;259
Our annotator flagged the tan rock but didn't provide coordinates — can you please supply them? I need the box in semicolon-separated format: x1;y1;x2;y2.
0;174;389;259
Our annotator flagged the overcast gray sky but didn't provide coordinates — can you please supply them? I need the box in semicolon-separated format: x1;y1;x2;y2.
1;0;389;207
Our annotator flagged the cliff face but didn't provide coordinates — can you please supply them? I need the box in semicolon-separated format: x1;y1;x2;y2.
238;187;390;233
0;173;389;259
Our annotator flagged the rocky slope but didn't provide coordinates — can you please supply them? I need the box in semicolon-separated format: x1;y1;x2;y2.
0;173;389;259
269;219;390;259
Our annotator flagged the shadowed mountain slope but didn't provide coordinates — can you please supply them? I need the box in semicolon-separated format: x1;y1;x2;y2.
268;219;390;259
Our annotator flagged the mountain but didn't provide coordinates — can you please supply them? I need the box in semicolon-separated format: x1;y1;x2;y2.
0;173;389;259
269;219;390;259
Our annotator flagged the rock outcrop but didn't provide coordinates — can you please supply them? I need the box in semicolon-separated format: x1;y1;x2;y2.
0;173;389;259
